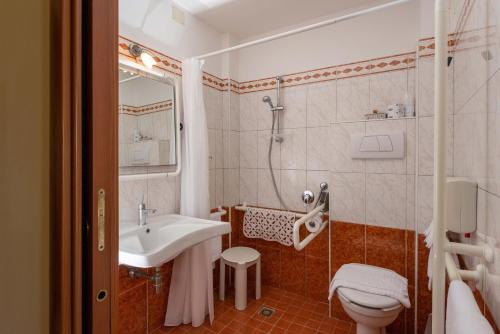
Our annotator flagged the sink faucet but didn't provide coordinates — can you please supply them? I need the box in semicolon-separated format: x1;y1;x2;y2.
138;201;156;226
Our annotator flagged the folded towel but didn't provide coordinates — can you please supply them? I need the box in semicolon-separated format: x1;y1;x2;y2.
243;207;296;246
446;280;493;334
329;263;410;308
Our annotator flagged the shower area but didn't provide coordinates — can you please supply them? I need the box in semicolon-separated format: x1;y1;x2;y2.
207;13;420;331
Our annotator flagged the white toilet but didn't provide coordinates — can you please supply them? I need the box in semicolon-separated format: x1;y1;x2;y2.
337;287;403;334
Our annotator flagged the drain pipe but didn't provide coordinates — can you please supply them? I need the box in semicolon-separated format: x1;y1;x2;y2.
432;0;449;333
128;267;163;294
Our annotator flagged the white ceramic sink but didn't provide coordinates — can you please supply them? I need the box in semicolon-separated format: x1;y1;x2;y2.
119;214;231;268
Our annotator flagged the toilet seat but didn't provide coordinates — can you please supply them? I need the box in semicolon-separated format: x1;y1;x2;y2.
337;287;400;310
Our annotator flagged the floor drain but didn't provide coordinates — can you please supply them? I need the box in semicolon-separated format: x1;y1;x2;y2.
259;306;275;317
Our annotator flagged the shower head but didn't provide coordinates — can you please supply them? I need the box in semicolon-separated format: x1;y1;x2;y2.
262;95;274;109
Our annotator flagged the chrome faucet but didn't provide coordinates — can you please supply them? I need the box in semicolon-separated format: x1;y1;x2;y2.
138;201;156;226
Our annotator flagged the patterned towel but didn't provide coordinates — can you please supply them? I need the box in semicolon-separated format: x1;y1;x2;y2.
243;207;296;246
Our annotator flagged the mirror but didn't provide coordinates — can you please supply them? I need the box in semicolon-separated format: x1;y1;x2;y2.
119;63;180;177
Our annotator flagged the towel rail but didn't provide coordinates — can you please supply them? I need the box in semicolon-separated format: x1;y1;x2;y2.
444;235;487;286
444;240;494;263
445;252;484;284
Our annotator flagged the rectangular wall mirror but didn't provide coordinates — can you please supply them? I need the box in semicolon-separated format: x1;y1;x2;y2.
118;61;181;178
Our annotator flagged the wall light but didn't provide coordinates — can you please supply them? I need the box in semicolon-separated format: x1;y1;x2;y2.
129;44;157;70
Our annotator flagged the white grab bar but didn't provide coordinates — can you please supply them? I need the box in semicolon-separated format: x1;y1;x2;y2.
292;204;327;251
234;204;329;251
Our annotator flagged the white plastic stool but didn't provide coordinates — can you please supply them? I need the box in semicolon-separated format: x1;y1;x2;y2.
219;246;261;310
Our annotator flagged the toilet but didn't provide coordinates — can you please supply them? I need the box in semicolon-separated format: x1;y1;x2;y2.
337;287;403;334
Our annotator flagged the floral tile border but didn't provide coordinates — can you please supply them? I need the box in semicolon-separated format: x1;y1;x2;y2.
119;100;173;116
237;52;416;94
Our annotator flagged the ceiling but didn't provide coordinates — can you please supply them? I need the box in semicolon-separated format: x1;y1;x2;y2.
175;0;389;39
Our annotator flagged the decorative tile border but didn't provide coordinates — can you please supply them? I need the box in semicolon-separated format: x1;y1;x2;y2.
202;72;226;91
118;36;417;95
418;27;494;58
237;52;416;94
119;100;173;116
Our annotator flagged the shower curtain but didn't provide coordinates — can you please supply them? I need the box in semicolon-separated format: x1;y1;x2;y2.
165;58;214;327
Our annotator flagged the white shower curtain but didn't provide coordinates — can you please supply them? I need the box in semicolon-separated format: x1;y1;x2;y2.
165;58;214;327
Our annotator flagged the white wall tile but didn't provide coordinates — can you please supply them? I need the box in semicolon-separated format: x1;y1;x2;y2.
331;122;365;173
223;130;240;169
418;116;454;176
215;169;224;207
280;128;307;170
337;76;370;122
239;131;258;168
208;129;216;170
417;175;433;233
454;47;488;113
280;169;307;212
209;169;216;208
417;56;453;117
406;118;416;175
366;173;406;229
240;168;258;206
257;130;280;169
330;172;365;224
215;129;224;168
306;81;336;127
119;179;147;221
147;176;177;216
406;175;416;231
306;126;331;171
369;69;408;113
205;87;222;130
223;168;239;206
229;92;240;131
280;86;307;129
239;92;259;131
258;168;281;209
453;113;488;178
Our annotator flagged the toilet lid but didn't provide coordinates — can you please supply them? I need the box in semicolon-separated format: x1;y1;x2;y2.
338;287;400;309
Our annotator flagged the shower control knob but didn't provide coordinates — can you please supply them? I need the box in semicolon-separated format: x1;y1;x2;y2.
302;190;314;205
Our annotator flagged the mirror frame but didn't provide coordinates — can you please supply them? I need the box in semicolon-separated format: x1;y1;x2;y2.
118;58;182;180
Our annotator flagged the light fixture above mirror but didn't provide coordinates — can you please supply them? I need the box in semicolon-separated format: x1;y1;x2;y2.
129;44;157;70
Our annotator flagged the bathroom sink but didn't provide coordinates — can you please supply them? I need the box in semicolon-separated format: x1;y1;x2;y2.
119;214;230;268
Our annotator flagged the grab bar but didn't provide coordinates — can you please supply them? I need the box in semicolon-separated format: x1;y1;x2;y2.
234;202;329;251
210;206;227;220
293;204;328;251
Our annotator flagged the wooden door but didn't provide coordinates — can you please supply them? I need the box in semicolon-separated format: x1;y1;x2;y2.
82;0;119;332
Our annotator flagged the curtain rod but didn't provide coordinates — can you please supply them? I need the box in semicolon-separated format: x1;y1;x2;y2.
193;0;412;60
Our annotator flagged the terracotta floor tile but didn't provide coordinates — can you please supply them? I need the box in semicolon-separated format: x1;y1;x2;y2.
257;321;274;332
274;318;291;330
300;327;317;334
270;327;287;334
147;285;364;334
288;323;306;333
